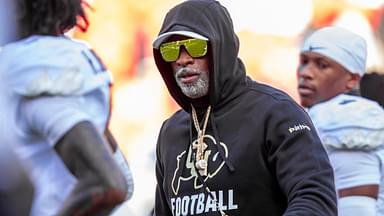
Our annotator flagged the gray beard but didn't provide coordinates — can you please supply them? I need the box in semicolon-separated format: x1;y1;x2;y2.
175;67;209;99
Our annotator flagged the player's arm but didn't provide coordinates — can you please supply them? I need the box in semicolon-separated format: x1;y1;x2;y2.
0;145;34;216
104;128;135;201
21;95;127;216
55;121;128;215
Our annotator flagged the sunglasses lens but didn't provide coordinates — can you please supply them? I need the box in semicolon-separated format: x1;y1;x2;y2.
185;39;207;58
160;41;180;62
159;39;208;62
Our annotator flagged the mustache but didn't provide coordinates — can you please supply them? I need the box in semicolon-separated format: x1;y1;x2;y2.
175;67;199;78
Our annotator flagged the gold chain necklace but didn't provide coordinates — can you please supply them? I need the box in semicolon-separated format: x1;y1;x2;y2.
191;104;211;176
191;105;228;216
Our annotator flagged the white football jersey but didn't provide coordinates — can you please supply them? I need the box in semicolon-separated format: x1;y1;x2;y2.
376;149;384;216
308;94;384;216
0;35;112;216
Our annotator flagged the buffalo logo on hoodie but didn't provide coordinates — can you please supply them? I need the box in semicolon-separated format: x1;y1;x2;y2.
171;134;229;195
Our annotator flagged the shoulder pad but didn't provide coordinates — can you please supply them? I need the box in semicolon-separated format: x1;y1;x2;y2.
3;36;112;96
309;94;384;150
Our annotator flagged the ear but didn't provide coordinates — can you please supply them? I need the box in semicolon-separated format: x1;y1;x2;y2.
345;73;361;91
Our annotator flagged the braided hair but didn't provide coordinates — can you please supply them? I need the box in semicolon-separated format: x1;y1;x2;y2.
18;0;89;38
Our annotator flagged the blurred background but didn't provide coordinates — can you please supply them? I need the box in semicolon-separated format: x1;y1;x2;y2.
73;0;384;215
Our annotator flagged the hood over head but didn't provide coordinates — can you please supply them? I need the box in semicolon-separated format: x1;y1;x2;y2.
153;0;246;112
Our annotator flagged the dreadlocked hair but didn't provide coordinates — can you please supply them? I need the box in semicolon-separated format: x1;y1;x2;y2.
18;0;90;38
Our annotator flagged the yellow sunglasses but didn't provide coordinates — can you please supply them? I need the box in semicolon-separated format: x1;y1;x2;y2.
159;38;208;62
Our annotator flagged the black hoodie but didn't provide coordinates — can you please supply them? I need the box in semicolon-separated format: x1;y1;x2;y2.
153;1;337;215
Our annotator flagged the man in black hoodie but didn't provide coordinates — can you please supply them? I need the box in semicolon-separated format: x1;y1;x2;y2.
152;1;337;215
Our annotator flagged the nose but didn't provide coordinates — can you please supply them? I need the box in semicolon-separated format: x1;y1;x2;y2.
297;63;314;81
175;46;193;66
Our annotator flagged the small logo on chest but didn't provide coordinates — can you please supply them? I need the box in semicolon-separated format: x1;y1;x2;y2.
288;123;311;133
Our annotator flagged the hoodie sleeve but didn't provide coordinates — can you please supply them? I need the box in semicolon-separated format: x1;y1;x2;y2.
265;99;337;216
154;122;173;215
